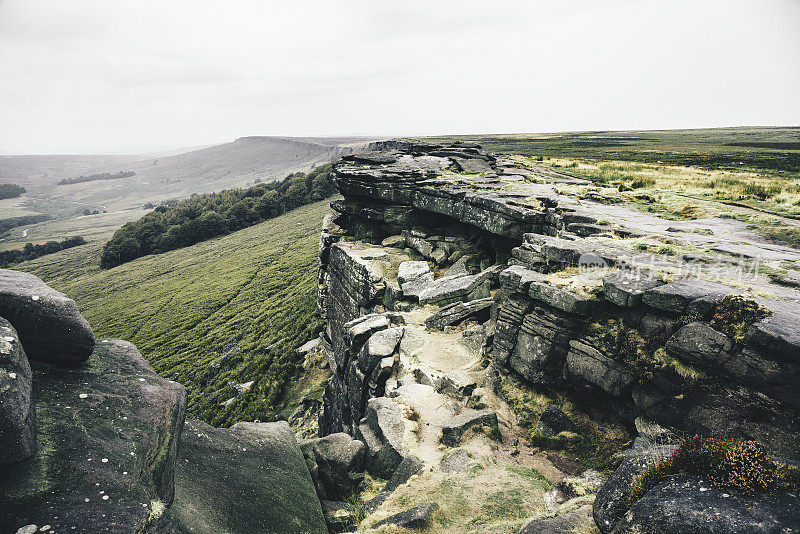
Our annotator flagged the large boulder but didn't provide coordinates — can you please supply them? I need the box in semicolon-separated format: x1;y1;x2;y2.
0;339;186;533
441;409;499;447
593;445;677;532
301;432;366;501
665;322;732;366
173;419;328;534
358;397;406;479
0;269;95;364
0;317;35;465
611;474;800;534
418;272;491;307
566;340;635;397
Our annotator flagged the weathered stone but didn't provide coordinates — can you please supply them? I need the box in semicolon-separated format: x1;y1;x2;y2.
301;432;366;501
665;322;732;366
566;340;635;397
173;420;327;534
366;454;424;511
638;384;800;459
321;500;360;533
372;502;439;530
642;278;733;314
398;260;435;299
418;272;491;307
611;474;800;534
297;338;321;354
519;504;594;534
509;331;566;385
0;269;95;364
0;317;34;465
443;255;470;277
748;300;800;357
534;405;577;437
424;297;493;330
603;270;664;308
441;409;499;447
593;445;678;532
439;448;478;473
359;397;405;478
720;348;800;409
434;369;478;399
0;340;186;533
358;326;403;374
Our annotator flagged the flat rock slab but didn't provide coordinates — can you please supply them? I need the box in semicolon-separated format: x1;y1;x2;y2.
642;278;733;315
425;297;493;330
0;339;187;533
441;409;499;447
418;273;490;307
603;270;664;308
173;420;327;534
0;317;34;465
373;502;439;530
0;269;95;364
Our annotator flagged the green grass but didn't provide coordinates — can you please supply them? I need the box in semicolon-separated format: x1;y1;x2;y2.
17;198;335;426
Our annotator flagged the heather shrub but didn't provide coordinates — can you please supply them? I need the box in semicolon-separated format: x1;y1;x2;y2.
629;436;800;506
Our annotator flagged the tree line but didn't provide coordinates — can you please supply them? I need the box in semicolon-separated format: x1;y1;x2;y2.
0;184;26;200
58;171;135;186
100;163;335;268
0;236;87;267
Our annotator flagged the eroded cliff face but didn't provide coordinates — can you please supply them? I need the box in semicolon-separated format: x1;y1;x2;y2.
312;141;800;532
316;140;800;460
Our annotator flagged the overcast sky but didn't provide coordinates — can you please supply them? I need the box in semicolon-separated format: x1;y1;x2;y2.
0;0;798;154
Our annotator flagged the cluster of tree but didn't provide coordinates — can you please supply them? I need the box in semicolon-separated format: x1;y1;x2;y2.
100;163;335;268
0;183;26;200
57;171;135;186
0;236;86;267
0;214;50;233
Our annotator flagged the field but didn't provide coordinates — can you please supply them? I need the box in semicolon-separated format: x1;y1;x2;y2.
18;198;335;427
423;127;800;173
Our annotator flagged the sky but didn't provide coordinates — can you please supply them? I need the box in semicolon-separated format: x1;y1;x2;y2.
0;0;798;154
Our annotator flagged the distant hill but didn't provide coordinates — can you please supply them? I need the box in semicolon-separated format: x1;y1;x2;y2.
18;198;335;427
0;135;379;251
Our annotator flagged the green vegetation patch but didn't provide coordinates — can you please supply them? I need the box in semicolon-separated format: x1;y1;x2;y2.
0;183;26;200
19;199;335;427
100;164;334;268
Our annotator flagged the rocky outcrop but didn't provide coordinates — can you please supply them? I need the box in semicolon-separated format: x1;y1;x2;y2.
594;446;800;534
301;432;366;501
315;139;800;531
0;317;34;465
0;269;95;364
172;420;327;534
0;339;186;533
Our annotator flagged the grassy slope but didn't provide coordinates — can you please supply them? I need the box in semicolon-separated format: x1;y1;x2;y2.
18;198;334;426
